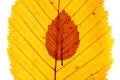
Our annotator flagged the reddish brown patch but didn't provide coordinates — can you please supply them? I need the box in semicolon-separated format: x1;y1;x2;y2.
46;10;79;60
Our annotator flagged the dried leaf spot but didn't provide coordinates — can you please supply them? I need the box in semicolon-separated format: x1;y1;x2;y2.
92;12;96;15
50;1;54;4
46;10;80;60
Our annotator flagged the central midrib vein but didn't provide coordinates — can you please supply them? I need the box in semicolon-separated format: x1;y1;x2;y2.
54;0;63;80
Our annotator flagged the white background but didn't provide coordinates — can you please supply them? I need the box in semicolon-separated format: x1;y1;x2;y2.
0;0;120;80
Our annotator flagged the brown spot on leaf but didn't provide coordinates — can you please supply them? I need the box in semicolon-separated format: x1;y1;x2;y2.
46;10;80;60
50;1;54;4
92;12;96;15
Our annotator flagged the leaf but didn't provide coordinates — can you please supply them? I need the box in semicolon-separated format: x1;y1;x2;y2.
46;10;79;60
8;0;113;80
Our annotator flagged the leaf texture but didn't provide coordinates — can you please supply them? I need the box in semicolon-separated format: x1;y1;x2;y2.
8;0;113;80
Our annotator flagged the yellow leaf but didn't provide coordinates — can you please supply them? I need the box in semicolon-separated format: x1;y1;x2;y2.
8;0;113;80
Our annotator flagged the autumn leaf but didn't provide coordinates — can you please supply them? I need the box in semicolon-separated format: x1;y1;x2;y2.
8;0;113;80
